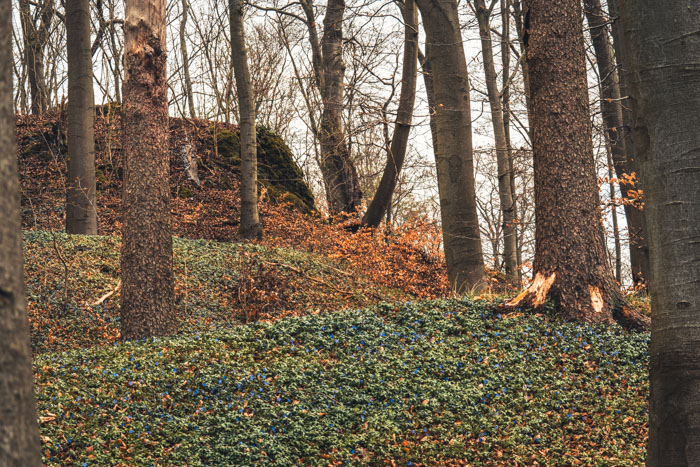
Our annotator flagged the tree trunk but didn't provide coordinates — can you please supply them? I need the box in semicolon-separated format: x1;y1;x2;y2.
180;0;195;118
230;0;262;239
617;0;700;462
415;0;486;292
501;0;522;280
475;0;518;282
19;0;53;114
606;144;622;283
318;0;362;215
584;0;649;289
66;0;97;235
120;0;176;339
0;0;42;461
605;0;651;290
506;0;647;330
362;0;418;228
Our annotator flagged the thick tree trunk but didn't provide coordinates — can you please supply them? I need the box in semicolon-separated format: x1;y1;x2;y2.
475;0;518;282
180;0;195;118
66;0;98;235
0;0;42;462
230;0;262;239
319;0;362;215
415;0;486;292
605;0;651;290
120;0;176;339
362;0;418;228
618;1;700;463
506;0;647;330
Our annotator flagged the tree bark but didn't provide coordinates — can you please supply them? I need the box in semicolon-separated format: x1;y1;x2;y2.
120;0;176;339
230;0;262;239
362;0;418;228
318;0;362;215
180;0;196;118
506;0;647;330
605;0;651;290
415;0;486;292
18;0;53;114
0;0;42;461
617;0;700;463
66;0;98;235
475;0;518;282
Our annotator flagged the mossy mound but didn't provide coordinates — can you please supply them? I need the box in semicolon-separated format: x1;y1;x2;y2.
207;126;315;213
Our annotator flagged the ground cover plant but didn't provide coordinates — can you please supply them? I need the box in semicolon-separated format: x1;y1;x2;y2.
35;299;649;465
25;231;407;354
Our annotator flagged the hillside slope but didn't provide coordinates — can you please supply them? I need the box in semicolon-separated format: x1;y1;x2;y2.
35;299;649;465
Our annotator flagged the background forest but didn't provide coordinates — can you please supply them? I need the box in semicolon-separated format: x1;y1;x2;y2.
1;0;699;465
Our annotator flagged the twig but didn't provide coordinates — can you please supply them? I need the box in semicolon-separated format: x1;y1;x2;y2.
90;281;121;306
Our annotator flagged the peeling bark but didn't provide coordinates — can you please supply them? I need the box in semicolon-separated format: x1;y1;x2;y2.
120;0;176;339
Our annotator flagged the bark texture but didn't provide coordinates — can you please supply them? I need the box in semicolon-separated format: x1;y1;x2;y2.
0;0;42;462
229;0;262;239
475;0;518;282
617;0;700;463
362;0;418;228
66;0;98;235
606;0;651;289
19;0;53;114
507;0;647;330
318;0;362;214
415;0;486;292
120;0;176;339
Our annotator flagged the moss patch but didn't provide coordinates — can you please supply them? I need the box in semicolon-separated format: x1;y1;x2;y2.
207;126;315;213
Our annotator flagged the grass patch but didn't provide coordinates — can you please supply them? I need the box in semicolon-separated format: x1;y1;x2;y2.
35;299;648;465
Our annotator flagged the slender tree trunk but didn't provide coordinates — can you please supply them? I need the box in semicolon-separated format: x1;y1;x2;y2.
180;0;195;118
318;0;362;215
418;47;438;154
230;0;262;239
605;0;651;290
120;0;176;339
512;0;532;125
362;0;418;228
618;1;700;463
475;0;518;282
415;0;486;292
501;0;522;280
606;145;622;283
0;0;42;461
66;0;97;235
19;0;53;114
506;0;647;330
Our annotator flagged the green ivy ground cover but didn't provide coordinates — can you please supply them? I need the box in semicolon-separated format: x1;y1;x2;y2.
34;299;649;465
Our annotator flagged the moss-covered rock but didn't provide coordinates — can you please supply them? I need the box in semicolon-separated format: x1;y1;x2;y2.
206;125;315;213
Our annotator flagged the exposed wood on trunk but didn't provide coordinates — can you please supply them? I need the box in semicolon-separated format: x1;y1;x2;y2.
66;0;98;235
120;0;176;339
362;0;418;228
618;0;700;462
507;0;647;330
415;0;486;292
230;0;262;239
0;0;42;460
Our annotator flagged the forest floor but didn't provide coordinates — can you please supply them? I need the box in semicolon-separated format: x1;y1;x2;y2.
27;233;649;466
20;111;648;465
